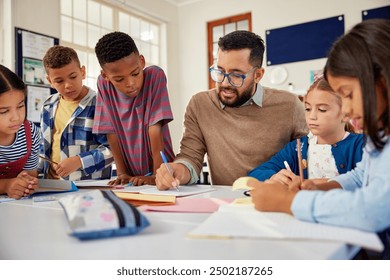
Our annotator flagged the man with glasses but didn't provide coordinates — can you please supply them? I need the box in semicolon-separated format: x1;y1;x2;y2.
156;30;307;189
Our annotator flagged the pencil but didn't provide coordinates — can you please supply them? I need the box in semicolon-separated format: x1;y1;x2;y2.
296;138;304;183
39;155;58;165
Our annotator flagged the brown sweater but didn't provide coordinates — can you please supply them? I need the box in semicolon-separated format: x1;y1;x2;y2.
175;87;308;186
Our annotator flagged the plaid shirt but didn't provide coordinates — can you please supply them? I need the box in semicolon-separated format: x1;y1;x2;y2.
39;88;113;181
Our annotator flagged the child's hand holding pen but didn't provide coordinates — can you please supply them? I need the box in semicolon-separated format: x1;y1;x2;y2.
269;161;298;187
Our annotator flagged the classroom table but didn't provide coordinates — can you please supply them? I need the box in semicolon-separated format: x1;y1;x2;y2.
0;186;360;260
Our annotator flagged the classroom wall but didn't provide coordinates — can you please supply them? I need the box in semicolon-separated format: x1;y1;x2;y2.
1;0;389;154
175;0;390;110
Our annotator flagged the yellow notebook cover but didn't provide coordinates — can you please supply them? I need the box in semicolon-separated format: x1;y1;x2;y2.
114;192;176;206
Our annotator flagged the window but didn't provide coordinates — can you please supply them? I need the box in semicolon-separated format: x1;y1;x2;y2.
118;12;160;66
207;13;252;88
60;0;161;91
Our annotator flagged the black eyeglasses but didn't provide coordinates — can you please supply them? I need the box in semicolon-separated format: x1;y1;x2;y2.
209;66;258;88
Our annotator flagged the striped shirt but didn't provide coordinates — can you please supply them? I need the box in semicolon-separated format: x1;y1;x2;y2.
0;121;41;169
93;65;174;176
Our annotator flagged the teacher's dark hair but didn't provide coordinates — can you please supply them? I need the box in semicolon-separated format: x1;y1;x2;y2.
218;30;265;68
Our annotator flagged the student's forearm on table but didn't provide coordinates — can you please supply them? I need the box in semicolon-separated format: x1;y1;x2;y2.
149;123;164;173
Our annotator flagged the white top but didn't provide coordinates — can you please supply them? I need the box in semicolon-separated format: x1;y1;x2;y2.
307;132;349;179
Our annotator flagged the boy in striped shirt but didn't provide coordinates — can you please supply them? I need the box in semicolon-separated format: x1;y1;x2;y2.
93;32;174;186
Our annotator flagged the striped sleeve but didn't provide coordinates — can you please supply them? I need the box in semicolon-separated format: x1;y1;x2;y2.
93;76;115;134
148;67;173;126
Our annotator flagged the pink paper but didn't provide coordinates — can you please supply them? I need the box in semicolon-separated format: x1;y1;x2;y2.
139;197;234;213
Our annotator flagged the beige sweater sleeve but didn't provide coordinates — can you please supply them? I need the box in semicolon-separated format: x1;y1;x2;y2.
174;94;207;178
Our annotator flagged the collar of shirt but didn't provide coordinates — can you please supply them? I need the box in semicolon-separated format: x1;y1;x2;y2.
219;84;263;109
43;87;93;109
308;131;350;145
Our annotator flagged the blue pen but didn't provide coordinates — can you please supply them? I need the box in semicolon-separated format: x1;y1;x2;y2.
126;172;153;187
160;150;179;191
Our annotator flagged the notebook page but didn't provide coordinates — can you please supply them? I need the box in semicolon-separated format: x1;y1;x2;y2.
188;204;384;252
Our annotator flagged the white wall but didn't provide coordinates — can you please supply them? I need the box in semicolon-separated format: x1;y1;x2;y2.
176;0;390;109
0;0;14;67
1;0;389;154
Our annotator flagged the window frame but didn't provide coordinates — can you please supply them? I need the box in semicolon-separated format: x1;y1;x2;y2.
207;12;252;89
60;0;163;91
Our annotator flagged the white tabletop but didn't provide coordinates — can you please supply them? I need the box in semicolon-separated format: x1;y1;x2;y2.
0;186;359;260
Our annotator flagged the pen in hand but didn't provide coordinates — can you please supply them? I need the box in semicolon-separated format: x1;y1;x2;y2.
296;138;304;183
283;161;292;172
159;151;179;191
39;155;58;165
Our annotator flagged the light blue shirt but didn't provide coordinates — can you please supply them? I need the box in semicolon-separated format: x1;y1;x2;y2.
292;137;390;232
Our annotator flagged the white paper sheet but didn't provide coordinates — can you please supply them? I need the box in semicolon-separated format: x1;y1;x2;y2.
116;185;216;197
188;204;384;252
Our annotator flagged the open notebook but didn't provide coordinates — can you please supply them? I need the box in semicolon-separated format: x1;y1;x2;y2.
36;179;78;193
188;204;384;252
74;181;216;198
73;179;113;188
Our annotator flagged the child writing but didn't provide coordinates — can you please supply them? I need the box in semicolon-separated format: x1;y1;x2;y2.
248;77;364;184
248;19;390;258
0;64;40;199
93;32;174;186
40;45;113;181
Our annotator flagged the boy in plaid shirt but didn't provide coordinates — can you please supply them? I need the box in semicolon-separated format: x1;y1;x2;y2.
39;46;113;181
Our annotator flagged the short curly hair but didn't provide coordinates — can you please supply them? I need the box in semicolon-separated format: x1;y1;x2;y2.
95;32;139;67
43;45;80;70
218;30;265;67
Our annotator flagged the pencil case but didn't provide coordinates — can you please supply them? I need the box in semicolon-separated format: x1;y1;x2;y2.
58;190;150;240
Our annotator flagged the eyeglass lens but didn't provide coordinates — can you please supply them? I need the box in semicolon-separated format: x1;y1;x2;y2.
211;70;244;87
